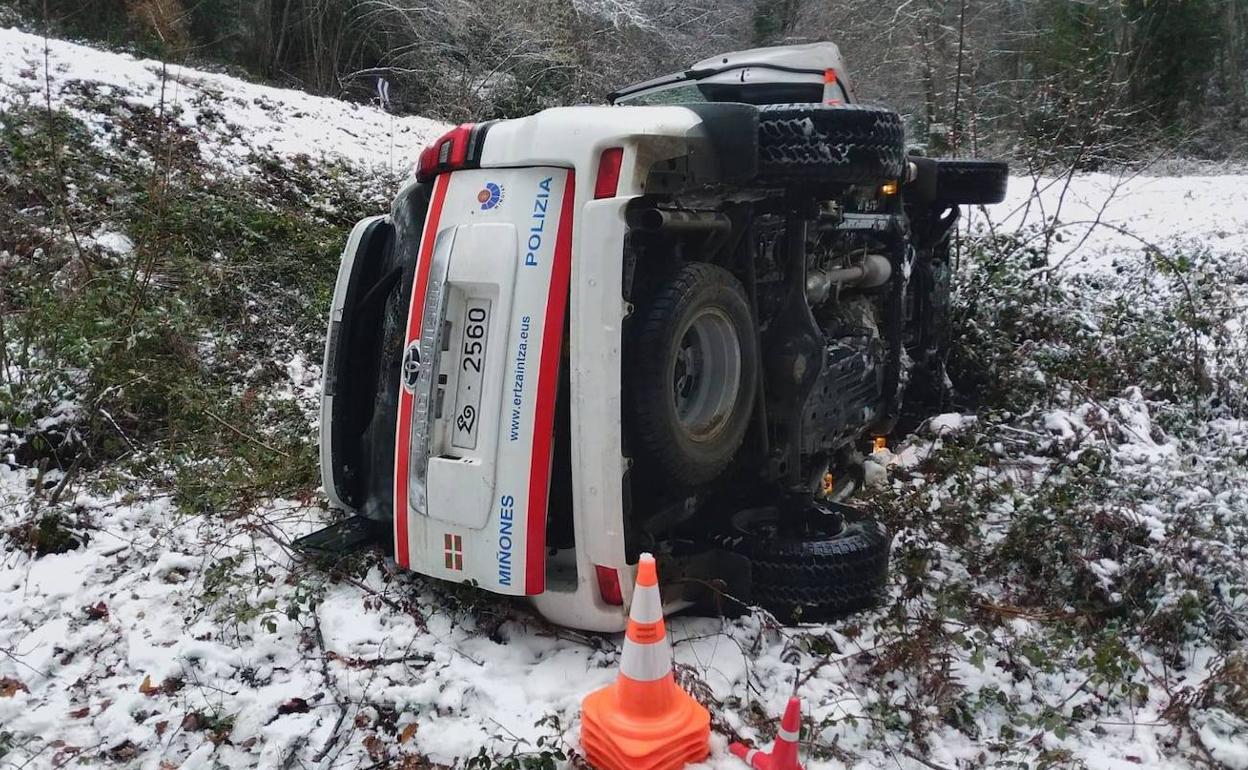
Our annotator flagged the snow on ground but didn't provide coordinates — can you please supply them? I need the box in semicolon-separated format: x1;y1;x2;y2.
977;171;1248;271
4;397;1243;769
0;26;444;173
3;27;1248;770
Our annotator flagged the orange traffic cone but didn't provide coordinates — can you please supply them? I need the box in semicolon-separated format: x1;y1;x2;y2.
580;553;710;770
822;68;842;105
728;696;804;770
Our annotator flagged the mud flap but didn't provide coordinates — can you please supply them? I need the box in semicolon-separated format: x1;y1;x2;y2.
293;516;384;556
665;549;755;617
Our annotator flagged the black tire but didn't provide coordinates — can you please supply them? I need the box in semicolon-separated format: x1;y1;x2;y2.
899;245;953;429
713;502;891;621
629;263;759;488
934;159;1008;204
756;104;906;185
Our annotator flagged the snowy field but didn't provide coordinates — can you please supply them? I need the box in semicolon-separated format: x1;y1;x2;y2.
3;26;1247;770
988;171;1248;271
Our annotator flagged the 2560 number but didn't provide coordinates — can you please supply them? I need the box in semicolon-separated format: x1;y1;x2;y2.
461;305;488;373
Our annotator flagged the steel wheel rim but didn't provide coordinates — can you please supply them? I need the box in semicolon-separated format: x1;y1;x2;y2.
671;307;742;442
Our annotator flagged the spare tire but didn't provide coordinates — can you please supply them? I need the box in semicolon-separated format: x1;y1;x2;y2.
629;263;759;488
934;158;1009;204
712;502;891;621
756;104;906;185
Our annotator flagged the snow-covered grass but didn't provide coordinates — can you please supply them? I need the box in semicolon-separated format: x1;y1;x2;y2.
3;26;1247;770
0;27;443;173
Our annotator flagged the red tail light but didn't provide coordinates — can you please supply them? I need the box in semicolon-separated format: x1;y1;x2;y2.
593;147;624;199
415;123;490;182
595;565;624;606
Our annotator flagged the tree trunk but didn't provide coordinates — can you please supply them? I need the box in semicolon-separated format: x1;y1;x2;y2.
1229;0;1245;110
271;0;292;80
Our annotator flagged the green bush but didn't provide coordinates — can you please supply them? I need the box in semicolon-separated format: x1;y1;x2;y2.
0;88;393;515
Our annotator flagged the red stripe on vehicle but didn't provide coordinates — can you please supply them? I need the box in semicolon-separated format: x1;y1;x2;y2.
393;173;452;569
524;171;575;596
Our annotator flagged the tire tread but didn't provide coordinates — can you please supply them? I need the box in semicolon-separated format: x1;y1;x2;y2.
756;103;906;185
933;158;1009;204
713;515;891;620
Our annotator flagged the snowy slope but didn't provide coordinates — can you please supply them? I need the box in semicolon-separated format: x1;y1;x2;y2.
0;26;445;172
3;27;1247;770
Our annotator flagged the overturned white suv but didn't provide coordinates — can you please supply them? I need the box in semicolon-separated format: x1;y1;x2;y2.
314;43;1007;631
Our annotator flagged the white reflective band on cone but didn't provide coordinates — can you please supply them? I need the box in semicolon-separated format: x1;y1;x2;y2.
619;636;672;681
745;749;759;764
777;725;800;742
629;583;663;624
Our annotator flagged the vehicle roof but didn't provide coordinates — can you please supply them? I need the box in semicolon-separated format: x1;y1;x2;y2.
609;42;852;103
688;42;847;77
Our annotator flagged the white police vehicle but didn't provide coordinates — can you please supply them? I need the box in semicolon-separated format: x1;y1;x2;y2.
315;43;1007;631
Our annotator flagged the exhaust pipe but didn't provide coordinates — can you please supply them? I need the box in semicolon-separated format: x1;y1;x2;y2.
806;253;892;304
627;208;732;234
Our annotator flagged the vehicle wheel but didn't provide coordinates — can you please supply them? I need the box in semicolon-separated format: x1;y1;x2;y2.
934;159;1008;204
712;502;891;621
756;104;906;185
900;355;951;436
899;249;953;427
629;263;759;488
